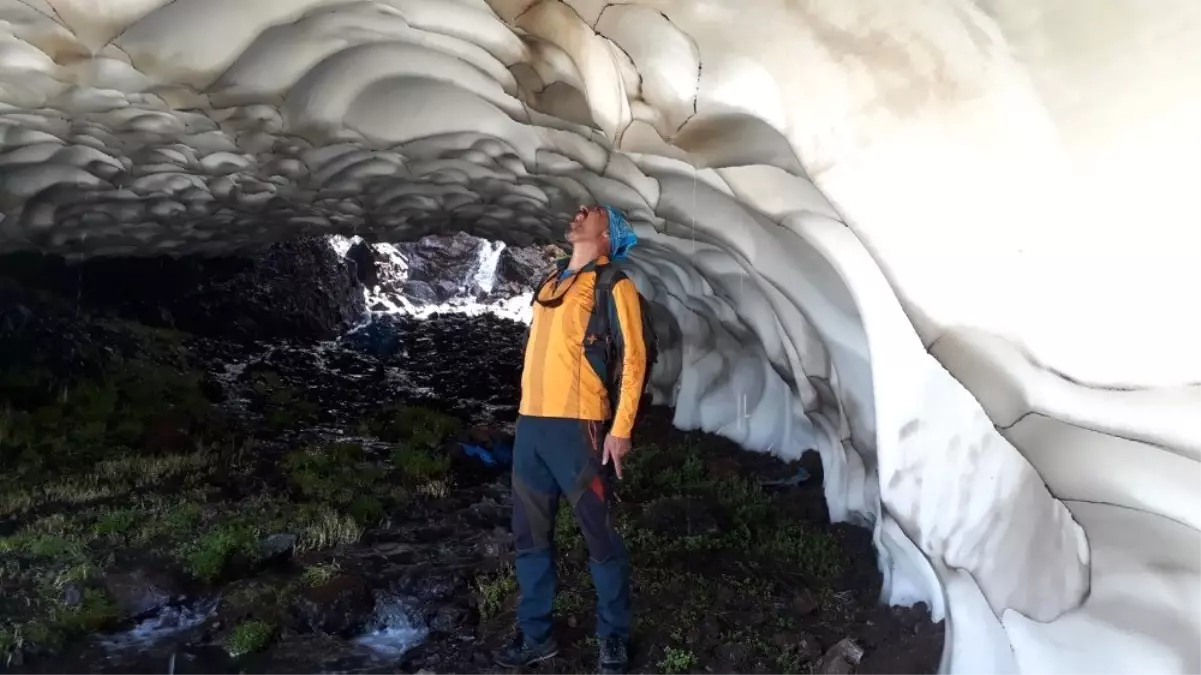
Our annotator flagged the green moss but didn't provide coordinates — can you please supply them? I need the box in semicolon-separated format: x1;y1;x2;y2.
475;566;518;620
224;619;275;658
285;442;383;507
93;508;140;539
367;404;460;447
178;523;260;582
0;587;121;658
391;446;450;484
659;646;698;674
348;494;385;526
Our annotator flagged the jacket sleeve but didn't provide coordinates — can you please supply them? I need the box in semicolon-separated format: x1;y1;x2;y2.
609;277;647;438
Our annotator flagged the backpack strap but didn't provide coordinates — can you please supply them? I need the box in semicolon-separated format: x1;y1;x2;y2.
529;267;560;307
592;263;624;344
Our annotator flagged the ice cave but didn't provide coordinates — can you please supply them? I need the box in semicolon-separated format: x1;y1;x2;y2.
0;0;1198;673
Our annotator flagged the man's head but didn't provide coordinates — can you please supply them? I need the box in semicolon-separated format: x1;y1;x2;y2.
566;204;638;261
567;204;609;249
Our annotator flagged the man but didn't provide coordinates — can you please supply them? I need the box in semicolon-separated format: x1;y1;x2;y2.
496;204;647;674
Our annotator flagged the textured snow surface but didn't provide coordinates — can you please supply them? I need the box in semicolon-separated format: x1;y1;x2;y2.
0;1;1198;672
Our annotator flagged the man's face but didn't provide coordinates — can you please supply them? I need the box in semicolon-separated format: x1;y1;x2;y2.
566;205;609;249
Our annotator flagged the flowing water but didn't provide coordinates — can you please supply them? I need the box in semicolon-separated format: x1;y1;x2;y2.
32;593;431;674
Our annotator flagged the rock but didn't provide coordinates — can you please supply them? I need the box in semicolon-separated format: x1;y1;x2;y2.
104;568;183;619
403;280;439;305
259;533;297;563
345;239;379;288
0;239;366;342
817;638;864;674
430;606;467;632
494;243;564;290
295;575;375;637
61;582;84;607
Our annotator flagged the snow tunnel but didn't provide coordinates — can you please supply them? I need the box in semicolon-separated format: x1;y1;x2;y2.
0;1;1198;672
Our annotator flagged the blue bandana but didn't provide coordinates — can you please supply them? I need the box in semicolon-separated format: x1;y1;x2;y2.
603;205;637;261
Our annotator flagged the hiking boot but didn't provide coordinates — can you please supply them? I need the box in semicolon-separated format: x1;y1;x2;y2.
495;633;559;668
598;635;629;674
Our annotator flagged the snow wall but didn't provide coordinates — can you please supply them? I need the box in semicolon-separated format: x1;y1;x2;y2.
0;1;1198;672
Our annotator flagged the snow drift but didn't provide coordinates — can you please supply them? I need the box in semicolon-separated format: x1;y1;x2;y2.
0;1;1197;672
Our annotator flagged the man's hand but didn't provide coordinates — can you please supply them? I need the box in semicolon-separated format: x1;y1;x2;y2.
602;434;632;480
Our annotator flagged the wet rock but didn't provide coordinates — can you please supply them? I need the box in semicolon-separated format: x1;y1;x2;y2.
817;637;864;674
295;575;375;637
429;606;467;633
105;568;183;619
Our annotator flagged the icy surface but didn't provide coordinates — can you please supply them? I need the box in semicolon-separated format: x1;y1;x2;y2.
0;1;1198;673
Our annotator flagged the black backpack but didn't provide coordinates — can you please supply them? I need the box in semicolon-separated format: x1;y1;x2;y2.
591;263;659;425
527;262;659;424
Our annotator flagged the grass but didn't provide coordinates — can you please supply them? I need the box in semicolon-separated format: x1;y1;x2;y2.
224;619;275;658
659;646;699;674
301;561;341;587
178;523;261;583
476;565;518;620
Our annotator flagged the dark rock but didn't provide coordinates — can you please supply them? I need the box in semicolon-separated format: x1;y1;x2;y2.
494;243;564;295
0;238;365;342
345;240;379;288
295;575;375;637
259;533;297;563
817;638;864;674
105;568;183;619
402;280;439;305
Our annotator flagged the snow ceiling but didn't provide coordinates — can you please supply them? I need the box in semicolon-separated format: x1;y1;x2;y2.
0;1;1197;672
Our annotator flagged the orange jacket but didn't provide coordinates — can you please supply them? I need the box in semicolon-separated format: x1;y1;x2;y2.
519;256;647;438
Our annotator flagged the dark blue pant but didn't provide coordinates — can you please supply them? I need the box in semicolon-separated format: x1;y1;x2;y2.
511;415;631;643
